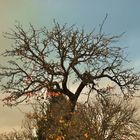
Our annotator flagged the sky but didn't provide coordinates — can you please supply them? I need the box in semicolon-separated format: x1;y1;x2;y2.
0;0;140;133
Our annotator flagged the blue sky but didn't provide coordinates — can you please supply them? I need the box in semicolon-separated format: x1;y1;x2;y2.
0;0;140;131
0;0;140;70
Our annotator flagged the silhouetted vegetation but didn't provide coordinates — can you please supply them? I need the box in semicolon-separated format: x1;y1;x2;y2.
0;21;140;139
1;94;140;140
0;21;140;111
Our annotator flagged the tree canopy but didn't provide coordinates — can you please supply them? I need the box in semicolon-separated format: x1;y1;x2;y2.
0;21;140;110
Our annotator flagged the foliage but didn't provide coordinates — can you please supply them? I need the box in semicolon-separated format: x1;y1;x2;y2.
0;20;140;140
22;94;140;140
0;21;140;111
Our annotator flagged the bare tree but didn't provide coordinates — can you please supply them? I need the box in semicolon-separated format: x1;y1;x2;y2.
0;21;140;111
86;95;140;140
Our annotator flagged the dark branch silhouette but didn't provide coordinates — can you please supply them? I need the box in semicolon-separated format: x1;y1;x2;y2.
0;21;140;110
